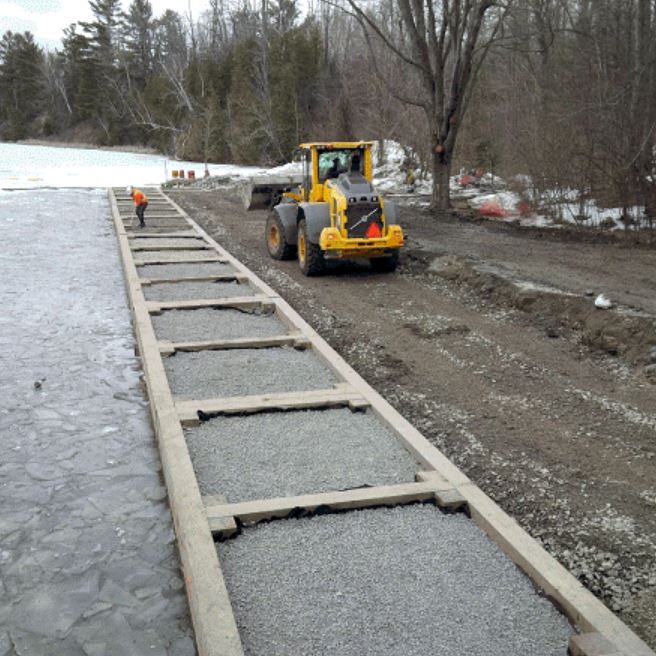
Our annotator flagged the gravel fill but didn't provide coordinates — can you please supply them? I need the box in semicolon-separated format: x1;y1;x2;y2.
219;505;573;656
138;250;218;262
144;280;254;301
138;262;235;278
165;347;336;399
152;307;285;342
185;408;419;502
126;225;190;234
130;238;207;248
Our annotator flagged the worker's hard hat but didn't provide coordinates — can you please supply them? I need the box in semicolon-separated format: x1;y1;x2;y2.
126;185;133;195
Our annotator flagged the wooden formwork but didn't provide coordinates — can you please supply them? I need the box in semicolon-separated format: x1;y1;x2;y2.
108;186;654;656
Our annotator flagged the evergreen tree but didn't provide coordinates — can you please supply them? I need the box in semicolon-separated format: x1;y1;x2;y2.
0;31;45;139
59;24;89;121
122;0;154;88
79;0;123;139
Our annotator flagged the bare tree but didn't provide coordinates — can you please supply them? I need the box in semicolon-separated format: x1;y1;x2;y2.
327;0;510;209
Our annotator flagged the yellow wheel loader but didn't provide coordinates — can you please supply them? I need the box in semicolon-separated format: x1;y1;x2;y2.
244;142;404;276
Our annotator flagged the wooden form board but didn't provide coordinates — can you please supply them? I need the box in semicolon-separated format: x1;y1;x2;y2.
127;232;200;239
141;274;247;285
175;386;368;425
109;190;245;656
146;296;271;313
130;244;211;252
109;187;655;656
134;257;228;267
204;479;464;531
159;333;309;356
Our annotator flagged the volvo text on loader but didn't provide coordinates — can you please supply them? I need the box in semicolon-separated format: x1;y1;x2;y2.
244;142;405;275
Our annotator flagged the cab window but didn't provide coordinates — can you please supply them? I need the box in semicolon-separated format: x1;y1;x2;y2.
318;148;364;182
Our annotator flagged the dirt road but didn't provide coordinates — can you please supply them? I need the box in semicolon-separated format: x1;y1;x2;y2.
168;189;656;647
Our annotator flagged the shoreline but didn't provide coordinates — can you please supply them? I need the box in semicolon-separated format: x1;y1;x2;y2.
10;138;162;156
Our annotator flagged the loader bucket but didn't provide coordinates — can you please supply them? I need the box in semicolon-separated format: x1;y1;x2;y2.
240;174;303;211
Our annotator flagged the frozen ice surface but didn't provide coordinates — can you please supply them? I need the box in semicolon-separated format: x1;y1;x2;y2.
12;570;100;638
0;142;263;189
185;408;419;502
144;280;254;301
0;189;192;653
152;308;286;343
219;505;573;656
165;347;337;399
138;262;235;278
0;632;10;656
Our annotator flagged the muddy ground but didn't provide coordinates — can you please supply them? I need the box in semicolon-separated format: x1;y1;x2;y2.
168;189;656;648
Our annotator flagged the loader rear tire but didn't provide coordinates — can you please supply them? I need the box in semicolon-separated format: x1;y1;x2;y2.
266;213;295;260
370;251;399;273
297;219;325;276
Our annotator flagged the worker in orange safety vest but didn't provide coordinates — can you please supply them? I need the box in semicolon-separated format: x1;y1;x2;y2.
126;186;148;228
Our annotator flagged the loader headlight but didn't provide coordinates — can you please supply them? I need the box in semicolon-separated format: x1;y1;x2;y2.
372;195;378;202
349;197;356;203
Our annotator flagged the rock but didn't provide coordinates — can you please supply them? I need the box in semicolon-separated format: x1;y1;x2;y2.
514;291;538;310
644;364;656;384
545;324;561;339
593;334;620;355
594;294;612;309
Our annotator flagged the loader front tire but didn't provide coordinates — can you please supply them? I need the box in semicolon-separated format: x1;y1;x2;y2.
370;251;399;273
297;219;325;276
266;213;295;260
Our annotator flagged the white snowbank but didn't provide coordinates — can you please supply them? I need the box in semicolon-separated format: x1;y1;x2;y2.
266;161;302;176
469;191;522;212
372;140;432;194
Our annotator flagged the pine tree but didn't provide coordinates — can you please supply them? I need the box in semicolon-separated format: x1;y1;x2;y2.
122;0;154;88
59;24;89;121
79;0;123;139
0;31;45;139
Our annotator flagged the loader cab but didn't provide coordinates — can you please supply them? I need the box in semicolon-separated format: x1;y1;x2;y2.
298;142;374;203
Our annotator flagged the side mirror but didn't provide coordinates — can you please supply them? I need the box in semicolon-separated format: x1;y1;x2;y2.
292;148;303;164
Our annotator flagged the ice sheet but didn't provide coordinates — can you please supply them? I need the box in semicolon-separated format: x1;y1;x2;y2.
0;189;192;652
0;142;263;189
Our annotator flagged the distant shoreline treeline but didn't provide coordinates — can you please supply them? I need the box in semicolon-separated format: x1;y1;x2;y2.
1;0;654;218
0;0;323;165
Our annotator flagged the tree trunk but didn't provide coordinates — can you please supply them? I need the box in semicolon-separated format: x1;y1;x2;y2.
432;149;451;211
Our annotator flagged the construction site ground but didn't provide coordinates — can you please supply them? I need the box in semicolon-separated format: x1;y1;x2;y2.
168;188;656;649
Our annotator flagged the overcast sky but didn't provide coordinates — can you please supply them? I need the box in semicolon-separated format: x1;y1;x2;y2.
0;0;214;49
